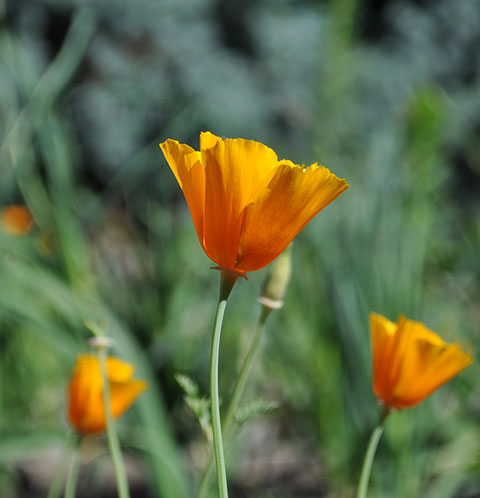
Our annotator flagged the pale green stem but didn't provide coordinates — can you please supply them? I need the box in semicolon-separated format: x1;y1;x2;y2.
197;306;270;498
356;408;390;498
63;438;80;498
97;347;131;498
209;271;237;498
210;299;229;498
223;306;270;439
46;432;77;498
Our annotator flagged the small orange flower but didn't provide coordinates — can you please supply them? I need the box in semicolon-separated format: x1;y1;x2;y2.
0;205;33;236
370;313;473;410
160;132;348;278
68;354;147;435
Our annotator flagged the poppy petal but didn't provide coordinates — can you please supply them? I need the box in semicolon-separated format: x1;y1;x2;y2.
0;205;33;236
107;357;135;382
160;140;205;246
369;313;473;410
110;379;148;419
68;354;147;435
235;161;348;272
393;338;472;408
201;132;279;267
370;313;397;404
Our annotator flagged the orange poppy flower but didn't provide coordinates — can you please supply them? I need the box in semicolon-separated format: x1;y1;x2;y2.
0;205;33;236
160;132;348;278
68;354;147;435
370;313;473;410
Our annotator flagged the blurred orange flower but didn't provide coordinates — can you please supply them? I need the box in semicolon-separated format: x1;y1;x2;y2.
0;205;33;236
68;354;147;435
370;313;473;410
160;132;348;278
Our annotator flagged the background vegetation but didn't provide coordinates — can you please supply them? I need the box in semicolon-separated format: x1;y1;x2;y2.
1;0;479;496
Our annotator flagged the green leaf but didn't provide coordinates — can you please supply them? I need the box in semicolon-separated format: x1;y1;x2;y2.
175;374;212;442
234;399;279;426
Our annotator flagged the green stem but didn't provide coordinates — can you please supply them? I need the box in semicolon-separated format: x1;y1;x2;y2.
197;306;270;498
356;408;390;498
97;347;131;498
209;271;237;498
63;437;80;498
47;432;77;498
224;306;270;438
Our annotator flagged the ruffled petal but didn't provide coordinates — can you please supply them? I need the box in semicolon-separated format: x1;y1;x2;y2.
201;132;279;268
160;139;205;246
235;161;348;272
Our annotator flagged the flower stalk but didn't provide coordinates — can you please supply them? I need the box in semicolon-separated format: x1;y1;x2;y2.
356;407;390;498
46;432;78;498
63;437;80;498
223;307;270;439
197;309;268;498
209;271;237;498
198;248;292;498
97;345;131;498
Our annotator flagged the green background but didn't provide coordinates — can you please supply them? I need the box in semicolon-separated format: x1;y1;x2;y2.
0;0;479;496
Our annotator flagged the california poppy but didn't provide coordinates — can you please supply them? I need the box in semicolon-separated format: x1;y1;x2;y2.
370;313;473;410
160;132;348;278
0;205;33;236
68;354;147;435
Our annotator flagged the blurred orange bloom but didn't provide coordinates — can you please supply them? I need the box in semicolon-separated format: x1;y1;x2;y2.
160;132;348;278
370;313;473;410
0;205;33;236
68;354;147;435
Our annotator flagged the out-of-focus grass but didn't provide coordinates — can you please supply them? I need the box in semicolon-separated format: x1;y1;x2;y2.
1;0;480;497
258;1;480;496
0;8;189;498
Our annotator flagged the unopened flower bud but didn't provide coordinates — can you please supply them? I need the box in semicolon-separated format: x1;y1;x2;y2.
257;244;292;310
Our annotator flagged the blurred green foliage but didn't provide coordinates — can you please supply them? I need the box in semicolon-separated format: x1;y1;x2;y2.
1;0;480;497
